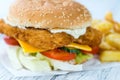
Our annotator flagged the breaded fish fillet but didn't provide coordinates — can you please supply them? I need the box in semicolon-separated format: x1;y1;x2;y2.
77;27;102;47
0;20;74;51
0;19;102;51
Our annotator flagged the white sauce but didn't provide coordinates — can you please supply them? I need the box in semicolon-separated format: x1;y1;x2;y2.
50;27;87;38
4;17;87;38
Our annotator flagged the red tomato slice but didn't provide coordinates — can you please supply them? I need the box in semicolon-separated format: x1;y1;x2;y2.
82;46;99;54
4;36;19;46
41;49;76;61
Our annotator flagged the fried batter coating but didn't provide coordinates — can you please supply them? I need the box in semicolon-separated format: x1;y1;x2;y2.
77;27;102;47
0;20;74;51
0;19;102;50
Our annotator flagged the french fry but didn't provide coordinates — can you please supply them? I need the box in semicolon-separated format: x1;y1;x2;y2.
105;12;114;23
105;12;120;33
99;40;116;50
93;12;120;62
105;33;120;50
93;21;113;34
92;20;102;27
113;22;120;33
100;50;120;62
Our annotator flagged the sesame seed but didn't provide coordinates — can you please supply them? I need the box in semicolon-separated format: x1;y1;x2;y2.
67;16;70;18
63;1;69;6
59;15;64;18
70;22;73;25
69;2;73;6
54;7;57;9
49;20;52;23
50;35;53;37
54;16;57;18
69;14;72;16
18;13;21;16
63;20;66;22
46;21;50;24
39;14;42;16
81;20;84;23
50;11;53;14
20;14;23;17
58;16;61;19
77;17;80;20
62;12;65;16
60;23;63;26
42;14;45;17
77;8;81;12
83;13;85;17
60;8;63;10
31;13;35;17
35;21;37;23
63;8;66;10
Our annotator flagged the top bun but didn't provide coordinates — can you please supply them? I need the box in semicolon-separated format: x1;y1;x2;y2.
7;0;92;29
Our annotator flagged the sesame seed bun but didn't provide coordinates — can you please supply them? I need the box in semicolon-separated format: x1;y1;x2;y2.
7;0;92;29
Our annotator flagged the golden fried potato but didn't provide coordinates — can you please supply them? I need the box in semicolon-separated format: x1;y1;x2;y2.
92;21;113;34
99;40;116;50
97;12;120;62
105;12;114;23
100;50;120;62
105;12;120;33
92;20;102;27
105;33;120;50
113;22;120;33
